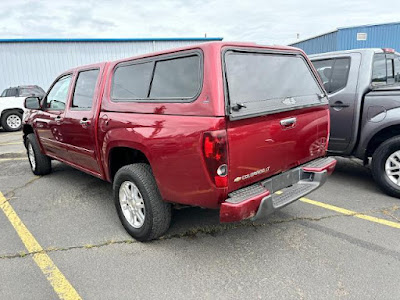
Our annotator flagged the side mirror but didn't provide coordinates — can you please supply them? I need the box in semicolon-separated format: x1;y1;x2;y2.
24;97;41;110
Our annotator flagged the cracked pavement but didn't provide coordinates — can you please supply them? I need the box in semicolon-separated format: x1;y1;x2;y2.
1;132;400;299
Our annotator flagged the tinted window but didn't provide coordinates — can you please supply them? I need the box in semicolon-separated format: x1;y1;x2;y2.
5;88;18;97
312;59;335;92
372;54;387;85
72;69;99;109
226;52;321;103
149;55;201;98
395;57;400;83
46;75;72;110
329;58;350;93
1;89;6;97
19;86;45;97
312;58;350;93
112;62;153;99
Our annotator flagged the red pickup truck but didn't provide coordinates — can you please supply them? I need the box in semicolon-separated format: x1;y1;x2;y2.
23;42;336;241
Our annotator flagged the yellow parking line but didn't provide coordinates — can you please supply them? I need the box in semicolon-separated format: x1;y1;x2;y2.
0;132;21;137
0;192;81;300
300;197;400;229
0;157;26;162
0;142;21;146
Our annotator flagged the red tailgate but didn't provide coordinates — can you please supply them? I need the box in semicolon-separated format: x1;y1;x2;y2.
227;106;329;192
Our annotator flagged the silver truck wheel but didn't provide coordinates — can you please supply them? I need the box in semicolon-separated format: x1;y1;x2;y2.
113;164;171;241
6;114;22;129
385;150;400;186
371;136;400;198
1;111;23;131
28;143;36;171
119;181;146;228
25;133;52;175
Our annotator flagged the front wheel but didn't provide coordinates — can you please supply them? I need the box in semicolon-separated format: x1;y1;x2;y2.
1;110;23;131
26;133;52;175
371;136;400;198
113;164;171;242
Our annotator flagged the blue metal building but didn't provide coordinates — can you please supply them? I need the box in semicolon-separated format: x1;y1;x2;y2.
290;22;400;55
0;37;222;92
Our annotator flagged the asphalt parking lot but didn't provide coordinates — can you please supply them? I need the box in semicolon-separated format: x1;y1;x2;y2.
1;130;400;299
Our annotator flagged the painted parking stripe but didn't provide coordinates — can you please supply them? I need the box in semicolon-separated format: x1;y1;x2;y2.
0;192;81;300
0;142;21;146
0;132;21;137
0;157;26;162
300;197;400;229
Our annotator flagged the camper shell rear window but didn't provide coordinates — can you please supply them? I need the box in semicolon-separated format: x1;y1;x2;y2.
223;49;326;120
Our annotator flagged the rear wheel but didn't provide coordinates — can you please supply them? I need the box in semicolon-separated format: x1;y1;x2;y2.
1;110;22;131
371;136;400;198
113;164;171;241
26;133;52;175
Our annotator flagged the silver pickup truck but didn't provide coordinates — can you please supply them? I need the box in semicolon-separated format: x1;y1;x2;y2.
310;48;400;197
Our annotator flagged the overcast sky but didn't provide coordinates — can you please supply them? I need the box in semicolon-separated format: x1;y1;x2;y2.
0;0;399;45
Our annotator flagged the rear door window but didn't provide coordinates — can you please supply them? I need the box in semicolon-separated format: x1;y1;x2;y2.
71;69;100;110
312;59;335;91
312;58;350;93
329;58;350;93
224;50;325;120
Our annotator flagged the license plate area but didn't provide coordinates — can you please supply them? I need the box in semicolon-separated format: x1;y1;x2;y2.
261;168;302;193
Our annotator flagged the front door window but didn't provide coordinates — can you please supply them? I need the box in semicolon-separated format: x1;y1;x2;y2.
45;75;72;110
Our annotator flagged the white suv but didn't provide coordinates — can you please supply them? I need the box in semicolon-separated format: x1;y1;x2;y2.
0;85;45;131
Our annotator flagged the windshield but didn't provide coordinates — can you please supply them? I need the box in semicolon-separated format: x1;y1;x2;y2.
224;51;324;119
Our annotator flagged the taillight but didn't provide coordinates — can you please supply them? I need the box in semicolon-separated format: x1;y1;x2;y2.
203;130;228;188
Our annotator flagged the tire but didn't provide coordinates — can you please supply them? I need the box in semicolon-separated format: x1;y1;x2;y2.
26;133;52;175
113;163;171;242
371;136;400;198
1;110;23;132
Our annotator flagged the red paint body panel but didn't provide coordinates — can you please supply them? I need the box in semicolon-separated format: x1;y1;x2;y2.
98;113;228;208
227;106;330;192
220;190;270;223
24;41;333;214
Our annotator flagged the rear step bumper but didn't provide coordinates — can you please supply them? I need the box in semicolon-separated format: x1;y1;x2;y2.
220;157;336;223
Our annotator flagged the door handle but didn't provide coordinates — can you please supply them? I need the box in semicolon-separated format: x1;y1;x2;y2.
330;101;349;108
280;117;297;128
80;118;91;126
54;115;63;123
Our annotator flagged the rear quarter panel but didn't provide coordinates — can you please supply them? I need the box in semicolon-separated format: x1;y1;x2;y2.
99;113;227;208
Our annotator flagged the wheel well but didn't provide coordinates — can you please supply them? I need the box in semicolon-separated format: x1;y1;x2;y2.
22;124;34;144
366;125;400;157
109;147;150;180
1;108;24;118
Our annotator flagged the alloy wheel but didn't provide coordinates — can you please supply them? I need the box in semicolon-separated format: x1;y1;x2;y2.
119;181;146;228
